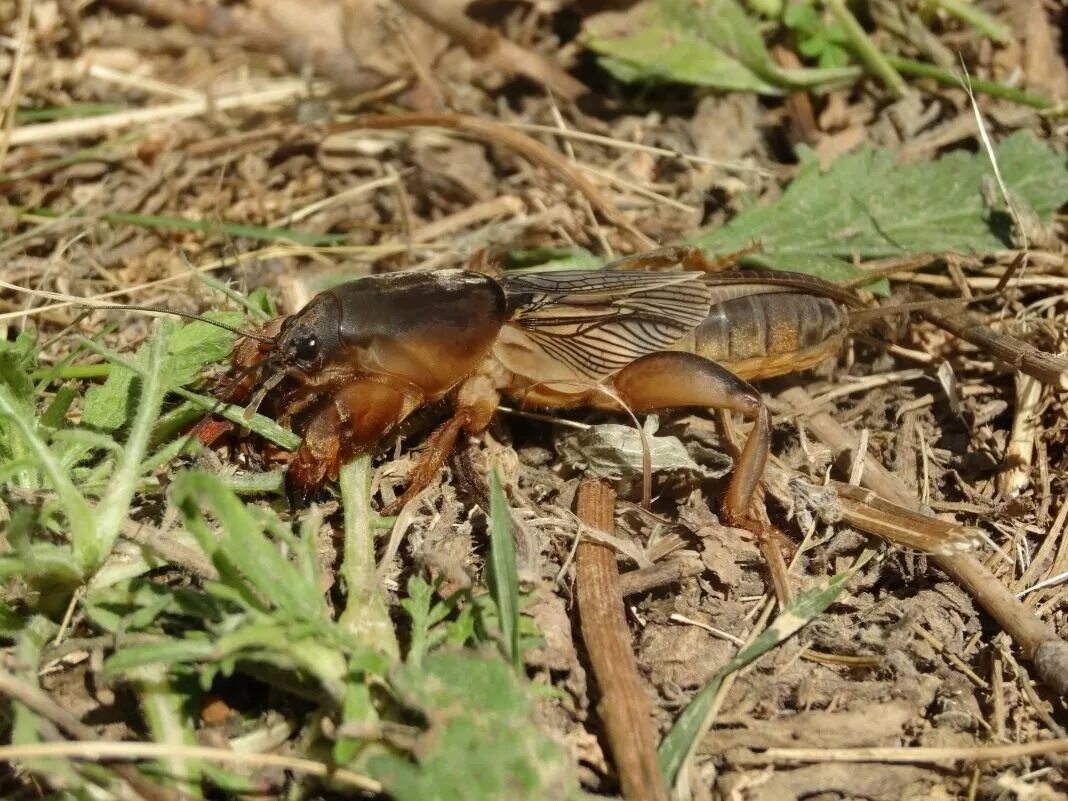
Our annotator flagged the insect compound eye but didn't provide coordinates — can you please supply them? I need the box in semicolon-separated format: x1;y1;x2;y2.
293;334;320;364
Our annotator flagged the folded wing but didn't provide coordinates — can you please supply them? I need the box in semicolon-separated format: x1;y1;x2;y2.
496;270;713;385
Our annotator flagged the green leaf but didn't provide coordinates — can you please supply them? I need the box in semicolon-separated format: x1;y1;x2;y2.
0;597;24;637
170;471;327;622
400;576;459;667
370;651;581;801
81;352;139;432
89;323;171;574
83;314;241;432
39;385;77;430
694;132;1068;281
487;470;521;670
164;312;244;388
504;247;602;274
105;638;217;674
658;566;859;785
584;0;857;94
0;330;36;406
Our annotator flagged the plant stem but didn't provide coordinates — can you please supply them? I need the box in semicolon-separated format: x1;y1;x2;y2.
825;0;907;98
338;455;399;658
930;0;1011;44
91;323;169;573
31;364;111;381
887;56;1055;110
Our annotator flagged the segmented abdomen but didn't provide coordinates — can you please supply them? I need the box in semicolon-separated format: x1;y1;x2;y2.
693;293;845;377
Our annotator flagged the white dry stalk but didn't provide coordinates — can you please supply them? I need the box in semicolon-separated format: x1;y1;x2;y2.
505;121;772;176
269;173;401;228
85;63;204;102
576;161;699;214
6;79;324;147
547;92;612;258
998;372;1042;498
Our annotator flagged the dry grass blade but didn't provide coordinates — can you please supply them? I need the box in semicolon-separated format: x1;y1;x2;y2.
830;481;984;555
575;480;668;801
5;80;319;147
734;738;1068;764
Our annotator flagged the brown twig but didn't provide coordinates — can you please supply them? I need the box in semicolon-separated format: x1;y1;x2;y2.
778;385;1068;695
325;113;653;250
393;0;586;102
618;555;704;597
919;300;1068;391
575;480;668;801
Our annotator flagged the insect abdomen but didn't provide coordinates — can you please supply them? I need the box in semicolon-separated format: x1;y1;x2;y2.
692;293;845;379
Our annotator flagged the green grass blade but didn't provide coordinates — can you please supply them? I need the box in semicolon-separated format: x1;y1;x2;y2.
658;565;860;785
76;335;299;451
90;323;170;574
104;639;217;674
172;387;300;450
0;385;94;569
487;468;521;670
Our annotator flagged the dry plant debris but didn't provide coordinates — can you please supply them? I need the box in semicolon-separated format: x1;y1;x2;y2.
0;2;1067;801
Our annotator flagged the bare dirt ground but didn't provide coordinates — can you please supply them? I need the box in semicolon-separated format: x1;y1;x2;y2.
1;2;1067;800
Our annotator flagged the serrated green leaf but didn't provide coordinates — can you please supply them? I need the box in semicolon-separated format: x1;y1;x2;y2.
371;651;581;801
164;312;243;388
0;330;36;406
0;597;24;637
584;0;857;94
0;384;94;561
83;314;242;432
81;355;138;432
695;132;1068;277
504;247;601;273
0;333;40;487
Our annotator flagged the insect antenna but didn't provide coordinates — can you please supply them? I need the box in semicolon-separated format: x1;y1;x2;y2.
0;280;277;344
87;303;276;344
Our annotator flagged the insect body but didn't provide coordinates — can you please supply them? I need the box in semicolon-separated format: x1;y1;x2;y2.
218;250;860;524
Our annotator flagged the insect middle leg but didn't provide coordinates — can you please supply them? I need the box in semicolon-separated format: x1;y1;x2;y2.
609;351;770;527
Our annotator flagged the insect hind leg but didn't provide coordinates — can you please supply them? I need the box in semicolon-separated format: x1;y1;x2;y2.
609;351;769;526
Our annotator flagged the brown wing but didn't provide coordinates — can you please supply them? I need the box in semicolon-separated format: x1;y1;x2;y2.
496;270;712;384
